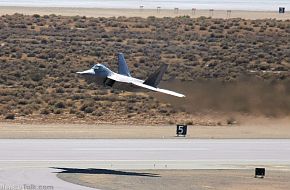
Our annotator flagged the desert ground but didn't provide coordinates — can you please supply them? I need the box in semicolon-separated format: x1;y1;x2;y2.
1;116;290;138
57;169;290;190
0;11;289;125
0;7;290;20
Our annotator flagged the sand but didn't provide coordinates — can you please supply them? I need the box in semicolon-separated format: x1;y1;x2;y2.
0;6;289;20
1;119;290;139
57;169;290;190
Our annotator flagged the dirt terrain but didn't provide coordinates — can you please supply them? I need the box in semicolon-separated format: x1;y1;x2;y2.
0;14;289;125
1;7;290;20
1;116;290;139
57;169;290;190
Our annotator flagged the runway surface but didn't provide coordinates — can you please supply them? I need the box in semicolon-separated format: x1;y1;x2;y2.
0;139;290;190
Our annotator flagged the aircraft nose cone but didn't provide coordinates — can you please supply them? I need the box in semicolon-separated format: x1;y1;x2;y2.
76;69;95;75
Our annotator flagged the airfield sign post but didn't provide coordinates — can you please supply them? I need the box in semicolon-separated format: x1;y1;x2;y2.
227;10;232;19
255;168;265;178
192;8;196;15
174;8;179;14
176;124;187;137
279;7;285;14
209;9;214;17
139;5;144;11
157;6;161;13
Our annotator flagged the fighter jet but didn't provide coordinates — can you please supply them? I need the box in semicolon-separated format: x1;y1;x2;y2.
77;53;185;97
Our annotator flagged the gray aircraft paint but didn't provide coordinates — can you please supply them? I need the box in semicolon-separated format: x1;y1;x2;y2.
77;53;185;97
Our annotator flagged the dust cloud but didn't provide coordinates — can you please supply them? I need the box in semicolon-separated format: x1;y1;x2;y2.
157;79;290;117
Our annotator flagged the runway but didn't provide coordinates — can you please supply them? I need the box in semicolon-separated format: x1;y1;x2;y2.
0;139;290;190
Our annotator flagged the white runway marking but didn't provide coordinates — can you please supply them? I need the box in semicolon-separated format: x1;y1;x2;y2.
72;148;210;151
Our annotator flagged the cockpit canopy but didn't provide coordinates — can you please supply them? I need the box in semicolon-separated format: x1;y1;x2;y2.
92;64;108;70
91;64;112;75
92;64;103;70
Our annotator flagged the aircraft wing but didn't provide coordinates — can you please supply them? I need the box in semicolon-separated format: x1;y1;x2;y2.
108;75;185;98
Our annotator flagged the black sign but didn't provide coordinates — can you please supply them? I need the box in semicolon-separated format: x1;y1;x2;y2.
279;7;285;13
176;124;187;136
255;168;265;178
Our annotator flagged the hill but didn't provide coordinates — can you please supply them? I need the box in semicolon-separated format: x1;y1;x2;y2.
0;14;289;125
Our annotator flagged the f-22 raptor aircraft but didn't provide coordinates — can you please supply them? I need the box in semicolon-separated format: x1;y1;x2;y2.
77;53;185;97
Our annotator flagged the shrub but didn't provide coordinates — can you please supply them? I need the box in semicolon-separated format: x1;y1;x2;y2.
80;101;94;111
69;108;76;114
227;117;237;125
5;114;15;120
93;111;103;116
40;108;50;115
199;26;207;30
55;102;66;109
56;88;65;93
76;112;85;118
84;107;94;113
186;121;193;125
18;99;28;105
53;109;62;114
30;72;43;82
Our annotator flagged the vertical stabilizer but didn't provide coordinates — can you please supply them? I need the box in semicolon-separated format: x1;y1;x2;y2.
144;64;168;88
118;53;131;77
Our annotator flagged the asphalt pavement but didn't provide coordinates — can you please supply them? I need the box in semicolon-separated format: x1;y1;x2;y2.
0;139;290;190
